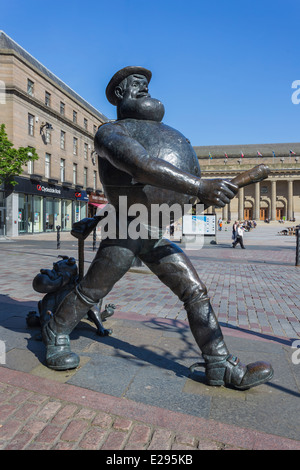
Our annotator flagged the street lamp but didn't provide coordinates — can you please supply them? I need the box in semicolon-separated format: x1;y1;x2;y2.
40;122;53;133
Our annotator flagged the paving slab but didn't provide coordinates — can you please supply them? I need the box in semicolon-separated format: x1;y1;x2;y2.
0;225;299;449
1;311;299;442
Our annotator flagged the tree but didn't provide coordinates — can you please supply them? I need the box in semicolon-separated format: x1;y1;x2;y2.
0;123;39;186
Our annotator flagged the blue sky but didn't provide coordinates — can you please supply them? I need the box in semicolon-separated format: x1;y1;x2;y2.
1;0;300;145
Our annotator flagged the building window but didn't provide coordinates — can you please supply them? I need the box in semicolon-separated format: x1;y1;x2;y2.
84;143;88;160
27;147;34;174
45;91;51;107
27;79;34;96
60;159;65;182
84;118;88;130
28;114;34;136
73;163;77;185
60;101;65;115
60;131;65;150
27;159;34;175
93;171;97;191
73;137;78;156
93;125;97;134
45;127;51;144
73;110;77;123
84;167;88;188
45;153;51;178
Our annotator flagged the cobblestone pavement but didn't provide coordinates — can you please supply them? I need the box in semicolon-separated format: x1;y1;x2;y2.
0;223;299;451
0;367;299;451
1;223;299;340
0;371;222;451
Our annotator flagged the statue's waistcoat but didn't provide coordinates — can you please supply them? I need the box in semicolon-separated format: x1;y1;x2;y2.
98;119;201;210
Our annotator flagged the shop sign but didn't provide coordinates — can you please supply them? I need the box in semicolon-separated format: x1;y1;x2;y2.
12;177;78;199
37;184;61;195
75;191;89;202
89;193;107;204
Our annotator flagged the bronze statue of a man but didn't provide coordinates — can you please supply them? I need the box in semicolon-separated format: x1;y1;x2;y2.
42;66;273;390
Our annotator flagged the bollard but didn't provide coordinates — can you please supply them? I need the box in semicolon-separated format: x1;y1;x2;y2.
296;226;300;266
56;225;61;250
78;238;84;280
93;227;96;251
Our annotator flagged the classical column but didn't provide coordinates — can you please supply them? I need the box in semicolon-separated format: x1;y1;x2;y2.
238;187;244;221
287;180;294;221
254;182;260;221
271;180;277;221
222;204;228;222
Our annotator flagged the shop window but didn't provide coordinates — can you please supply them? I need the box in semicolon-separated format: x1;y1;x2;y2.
18;194;33;233
0;207;5;237
62;199;72;231
80;202;87;219
45;197;61;232
0;193;5;236
33;196;43;233
74;201;87;222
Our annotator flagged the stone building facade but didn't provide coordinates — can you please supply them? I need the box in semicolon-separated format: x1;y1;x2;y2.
194;144;300;224
0;31;108;236
0;31;299;238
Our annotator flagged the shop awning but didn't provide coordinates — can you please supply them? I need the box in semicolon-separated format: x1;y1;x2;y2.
89;203;107;208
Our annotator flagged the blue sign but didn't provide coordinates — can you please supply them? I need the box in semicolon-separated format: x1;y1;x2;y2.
75;190;89;202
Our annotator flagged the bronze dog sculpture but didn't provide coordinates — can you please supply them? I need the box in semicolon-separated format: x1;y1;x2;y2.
27;255;115;336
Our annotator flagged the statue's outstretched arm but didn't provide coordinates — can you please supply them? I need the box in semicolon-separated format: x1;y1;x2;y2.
95;123;201;197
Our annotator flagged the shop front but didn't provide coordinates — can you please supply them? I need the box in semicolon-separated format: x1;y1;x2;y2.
0;190;6;236
88;192;108;217
74;189;89;223
5;176;88;236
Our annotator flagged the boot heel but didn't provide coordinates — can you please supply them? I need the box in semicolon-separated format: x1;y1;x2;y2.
189;362;225;387
205;366;225;386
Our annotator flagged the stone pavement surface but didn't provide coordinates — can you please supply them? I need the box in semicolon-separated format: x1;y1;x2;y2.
0;223;299;451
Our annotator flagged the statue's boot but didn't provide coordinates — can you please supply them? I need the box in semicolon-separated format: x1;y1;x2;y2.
42;321;80;370
187;297;274;390
42;287;95;370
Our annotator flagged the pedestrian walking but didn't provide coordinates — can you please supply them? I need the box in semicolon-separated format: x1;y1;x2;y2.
232;220;238;241
232;223;246;249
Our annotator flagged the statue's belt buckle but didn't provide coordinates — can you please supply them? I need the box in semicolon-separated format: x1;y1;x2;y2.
227;355;239;366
